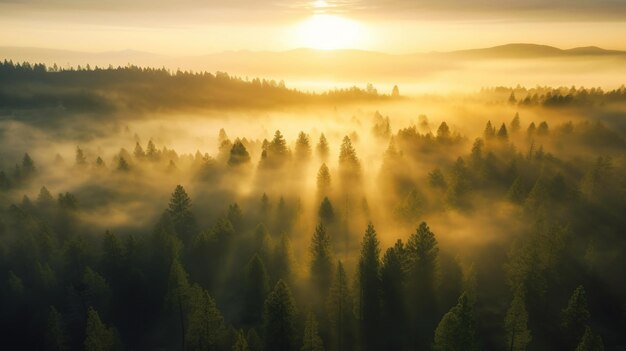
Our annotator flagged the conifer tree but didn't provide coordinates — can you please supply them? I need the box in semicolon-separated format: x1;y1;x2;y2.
301;312;324;351
318;197;335;225
310;223;334;306
167;185;197;244
327;261;355;351
562;286;590;347
22;152;36;178
316;134;330;162
84;307;118;351
575;327;604;351
45;306;68;351
357;223;381;351
316;164;331;198
505;288;532;351
433;293;478;351
75;147;87;166
243;254;270;327
380;240;408;350
511;113;521;133
229;138;251;166
295;132;312;162
264;280;298;351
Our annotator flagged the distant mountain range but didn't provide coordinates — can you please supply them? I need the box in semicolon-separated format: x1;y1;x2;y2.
1;43;625;69
1;44;624;92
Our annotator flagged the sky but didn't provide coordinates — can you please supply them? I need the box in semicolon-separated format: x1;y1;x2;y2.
1;0;626;54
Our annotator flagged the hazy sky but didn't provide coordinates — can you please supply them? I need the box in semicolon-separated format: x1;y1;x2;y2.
1;0;626;54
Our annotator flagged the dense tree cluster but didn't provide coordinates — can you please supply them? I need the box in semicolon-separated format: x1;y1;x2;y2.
0;106;624;351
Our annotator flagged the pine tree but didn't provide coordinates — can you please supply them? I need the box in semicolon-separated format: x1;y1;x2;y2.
37;186;54;207
133;142;146;159
45;306;68;351
484;121;496;140
229;138;251;166
233;330;250;351
339;136;359;169
505;288;531;351
437;121;451;139
22;152;36;178
317;164;331;198
357;223;381;351
511;113;521;133
273;235;293;284
575;327;604;351
167;185;197;244
146;139;159;161
310;223;334;307
243;254;270;327
562;286;590;347
527;122;536;137
316;134;330;162
326;261;355;351
380;240;408;350
295;132;312;162
166;259;190;351
301;312;324;351
498;123;509;140
84;307;118;351
433;293;478;351
185;285;226;351
318;197;335;225
406;222;439;350
117;157;130;172
264;280;298;351
76;146;87;166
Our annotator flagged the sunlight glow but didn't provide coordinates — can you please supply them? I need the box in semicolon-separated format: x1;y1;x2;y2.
296;14;362;50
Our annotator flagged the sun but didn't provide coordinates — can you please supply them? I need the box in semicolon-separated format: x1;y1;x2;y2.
295;14;362;50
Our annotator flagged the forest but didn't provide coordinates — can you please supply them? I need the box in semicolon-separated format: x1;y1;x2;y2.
0;61;625;351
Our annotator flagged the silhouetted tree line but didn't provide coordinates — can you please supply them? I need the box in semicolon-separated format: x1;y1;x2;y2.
0;110;625;350
0;60;393;113
480;85;626;107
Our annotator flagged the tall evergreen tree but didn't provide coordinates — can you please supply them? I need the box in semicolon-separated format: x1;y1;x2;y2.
357;223;381;351
310;223;334;308
301;312;324;351
22;152;36;178
76;146;87;166
167;185;197;244
295;132;312;162
433;293;478;351
185;285;226;351
316;134;330;162
243;254;270;327
317;163;331;198
562;286;590;347
575;327;604;351
406;222;439;349
84;307;118;351
264;280;298;351
45;306;68;351
380;240;408;350
229;138;251;166
326;262;355;351
505;288;532;351
318;197;335;225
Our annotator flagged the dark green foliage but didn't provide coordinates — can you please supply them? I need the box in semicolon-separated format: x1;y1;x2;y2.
326;261;356;351
310;223;334;307
406;222;439;350
434;293;478;351
301;312;324;351
264;280;298;351
21;152;36;179
380;241;408;350
576;327;604;351
243;254;270;327
167;185;197;244
45;306;68;351
229;138;252;166
84;307;119;351
318;197;335;224
357;223;381;351
505;288;532;351
562;286;590;346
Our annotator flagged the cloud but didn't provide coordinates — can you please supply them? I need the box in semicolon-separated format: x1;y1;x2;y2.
1;0;626;20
